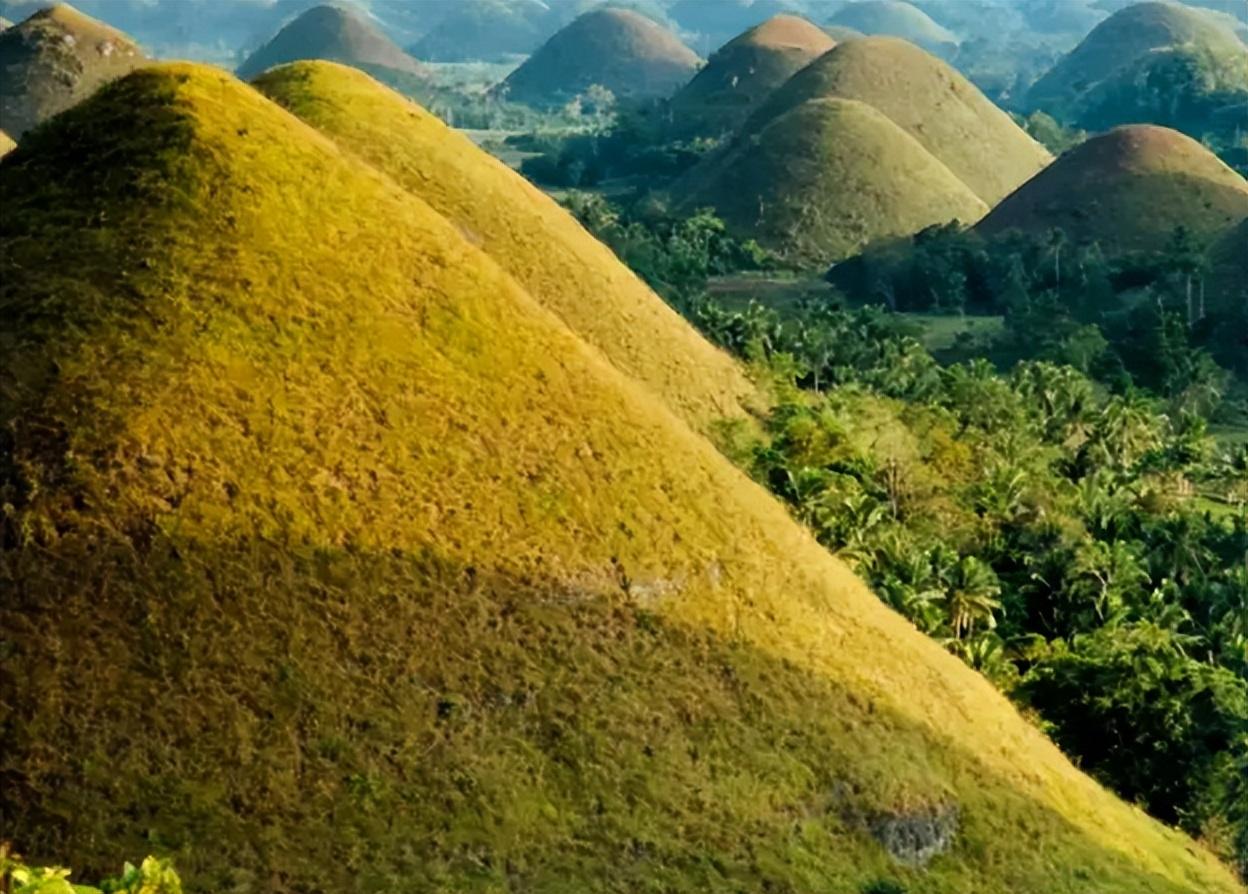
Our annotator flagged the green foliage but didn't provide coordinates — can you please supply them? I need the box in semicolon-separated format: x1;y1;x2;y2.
1;853;180;894
1017;110;1086;155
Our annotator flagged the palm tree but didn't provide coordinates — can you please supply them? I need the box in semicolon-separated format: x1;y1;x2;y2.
941;554;1003;641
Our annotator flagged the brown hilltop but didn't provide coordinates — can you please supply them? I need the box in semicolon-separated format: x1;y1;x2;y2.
236;4;425;80
500;7;701;108
978;124;1248;255
667;14;835;139
0;3;145;139
745;36;1052;206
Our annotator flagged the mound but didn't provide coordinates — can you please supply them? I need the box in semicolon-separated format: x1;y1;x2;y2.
253;60;758;430
2;62;1243;894
668;0;791;52
1028;2;1246;122
408;0;547;62
236;4;425;81
746;36;1052;206
499;7;700;107
0;16;12;31
826;0;959;55
0;3;145;140
0;128;14;156
666;14;836;139
677;98;988;265
977;124;1248;254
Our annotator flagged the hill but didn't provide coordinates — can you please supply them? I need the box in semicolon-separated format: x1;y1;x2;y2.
408;0;547;62
666;14;836;139
0;128;13;156
1027;2;1247;127
252;60;758;431
826;0;959;56
499;7;701;108
677;97;988;265
977;124;1248;254
2;62;1244;894
746;36;1052;206
0;3;145;140
236;4;425;81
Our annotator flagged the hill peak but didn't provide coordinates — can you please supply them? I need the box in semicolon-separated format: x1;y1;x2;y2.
826;0;958;54
730;12;834;52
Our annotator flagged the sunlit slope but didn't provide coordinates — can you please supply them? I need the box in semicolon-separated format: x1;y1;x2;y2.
667;14;835;139
676;97;988;265
978;124;1248;254
746;36;1052;206
252;60;758;429
0;64;1242;894
0;129;14;156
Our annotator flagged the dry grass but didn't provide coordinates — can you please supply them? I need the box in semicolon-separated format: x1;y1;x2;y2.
0;128;15;156
0;62;1243;893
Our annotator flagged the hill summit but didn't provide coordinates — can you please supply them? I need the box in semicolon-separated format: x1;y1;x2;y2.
236;4;425;80
0;3;145;139
500;7;701;107
666;14;835;139
977;124;1248;254
826;0;959;56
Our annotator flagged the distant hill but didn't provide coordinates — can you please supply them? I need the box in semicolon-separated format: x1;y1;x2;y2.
254;59;760;430
500;7;701;107
1027;1;1248;133
1;61;1241;894
977;124;1248;254
0;3;145;139
677;97;988;264
408;0;547;62
826;0;959;56
668;0;792;56
0;16;12;31
666;14;836;139
236;4;425;81
746;36;1052;206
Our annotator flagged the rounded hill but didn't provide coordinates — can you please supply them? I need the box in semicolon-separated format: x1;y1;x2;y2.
0;3;145;140
408;0;547;62
1;61;1242;894
253;60;759;430
746;36;1052;206
826;0;959;56
236;4;425;80
666;14;836;139
677;97;988;264
499;7;701;107
1027;1;1246;122
977;124;1248;254
0;128;14;156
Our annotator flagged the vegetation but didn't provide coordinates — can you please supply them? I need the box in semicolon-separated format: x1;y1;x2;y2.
2;852;181;894
3;63;1242;892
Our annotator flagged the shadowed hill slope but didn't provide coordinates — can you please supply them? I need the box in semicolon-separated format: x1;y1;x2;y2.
1027;1;1246;122
1206;217;1248;315
746;36;1051;206
0;3;145;139
0;63;1242;894
826;0;959;55
236;4;425;80
676;97;988;265
977;124;1248;254
252;60;759;430
666;14;835;139
500;7;700;107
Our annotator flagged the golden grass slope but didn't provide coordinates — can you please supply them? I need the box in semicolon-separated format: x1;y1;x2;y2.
747;36;1052;206
978;124;1248;254
500;7;701;107
0;63;1242;893
0;3;145;139
677;97;988;265
0;128;14;156
236;3;425;80
666;14;835;139
252;60;758;430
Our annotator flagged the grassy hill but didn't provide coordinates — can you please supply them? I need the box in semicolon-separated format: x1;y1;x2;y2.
499;7;700;108
826;0;959;56
1;62;1244;894
746;36;1052;206
0;128;14;156
1027;1;1247;126
251;60;759;431
408;0;547;62
676;97;988;265
977;124;1248;254
0;3;145;139
666;14;836;139
236;4;426;81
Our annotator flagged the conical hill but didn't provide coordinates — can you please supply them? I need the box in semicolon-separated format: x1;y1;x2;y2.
677;97;988;265
0;63;1241;893
825;0;958;56
746;36;1052;206
252;60;758;430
